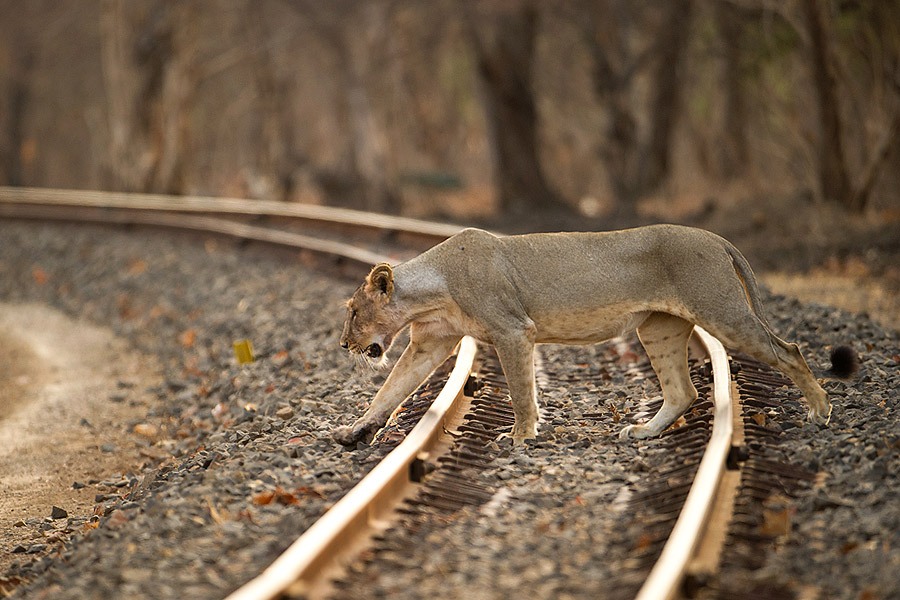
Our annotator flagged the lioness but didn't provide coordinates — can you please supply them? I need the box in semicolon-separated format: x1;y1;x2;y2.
336;225;857;446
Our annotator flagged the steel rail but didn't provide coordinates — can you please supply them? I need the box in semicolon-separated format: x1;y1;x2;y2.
2;187;737;599
0;186;479;600
0;186;464;240
0;202;388;267
634;326;734;600
226;337;477;600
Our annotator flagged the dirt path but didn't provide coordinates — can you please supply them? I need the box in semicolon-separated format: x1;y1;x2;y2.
0;303;164;574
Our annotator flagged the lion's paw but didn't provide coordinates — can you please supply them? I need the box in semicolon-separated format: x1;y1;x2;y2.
807;402;833;426
497;423;537;446
333;425;358;446
334;420;381;447
619;424;654;440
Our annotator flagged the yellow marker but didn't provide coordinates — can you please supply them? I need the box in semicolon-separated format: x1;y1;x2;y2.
233;339;255;364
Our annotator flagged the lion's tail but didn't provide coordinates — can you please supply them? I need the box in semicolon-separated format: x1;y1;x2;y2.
723;241;861;381
723;242;771;327
822;345;861;380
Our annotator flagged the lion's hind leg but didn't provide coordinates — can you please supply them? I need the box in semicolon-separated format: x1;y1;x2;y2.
621;313;697;440
748;332;831;424
493;330;540;444
701;315;830;425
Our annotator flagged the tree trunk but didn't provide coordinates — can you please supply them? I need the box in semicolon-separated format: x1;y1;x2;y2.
714;0;748;178
586;0;640;213
849;112;899;212
246;4;299;202
287;0;400;213
802;0;852;206
100;0;193;194
638;0;692;193
586;0;691;210
1;45;33;186
466;1;566;215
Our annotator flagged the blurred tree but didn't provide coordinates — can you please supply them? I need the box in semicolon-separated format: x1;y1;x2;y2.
0;44;33;187
2;0;896;216
802;0;852;206
283;0;400;213
100;0;195;194
245;3;302;202
801;0;899;211
641;0;693;193
714;0;748;178
463;0;569;216
0;0;45;187
581;0;693;213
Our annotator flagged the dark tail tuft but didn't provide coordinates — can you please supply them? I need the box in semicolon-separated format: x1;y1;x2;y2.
827;345;860;380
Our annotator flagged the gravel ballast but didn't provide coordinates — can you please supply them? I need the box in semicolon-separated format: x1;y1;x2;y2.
0;220;897;600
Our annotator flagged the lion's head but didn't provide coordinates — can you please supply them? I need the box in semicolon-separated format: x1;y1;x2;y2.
340;263;398;364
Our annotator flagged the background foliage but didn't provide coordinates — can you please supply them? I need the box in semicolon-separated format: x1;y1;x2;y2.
0;0;897;221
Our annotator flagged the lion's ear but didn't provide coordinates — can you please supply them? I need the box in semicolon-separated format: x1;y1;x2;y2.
365;263;394;299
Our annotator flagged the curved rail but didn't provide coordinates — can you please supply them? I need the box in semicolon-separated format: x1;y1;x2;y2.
2;187;739;599
0;186;464;240
1;186;481;599
226;337;477;600
0;203;388;267
635;326;734;600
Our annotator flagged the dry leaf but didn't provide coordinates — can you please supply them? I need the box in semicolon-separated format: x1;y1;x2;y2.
32;266;49;285
610;405;621;423
127;259;148;275
207;499;228;525
82;520;100;533
634;532;655;551
252;490;276;506
117;293;140;320
618;350;639;364
295;486;326;500
179;329;197;348
252;486;317;507
759;507;793;537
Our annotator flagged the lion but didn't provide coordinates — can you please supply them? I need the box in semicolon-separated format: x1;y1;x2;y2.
335;225;858;446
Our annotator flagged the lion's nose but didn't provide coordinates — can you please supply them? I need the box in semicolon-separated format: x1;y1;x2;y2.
340;340;349;349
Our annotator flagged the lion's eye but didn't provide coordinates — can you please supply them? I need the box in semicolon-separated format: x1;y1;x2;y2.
350;309;357;321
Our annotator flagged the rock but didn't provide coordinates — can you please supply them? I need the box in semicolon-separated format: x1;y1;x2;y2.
50;506;68;520
275;406;294;420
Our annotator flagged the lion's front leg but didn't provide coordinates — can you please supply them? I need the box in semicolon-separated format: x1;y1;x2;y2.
334;332;461;446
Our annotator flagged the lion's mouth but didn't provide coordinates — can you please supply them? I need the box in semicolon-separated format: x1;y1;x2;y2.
365;344;383;359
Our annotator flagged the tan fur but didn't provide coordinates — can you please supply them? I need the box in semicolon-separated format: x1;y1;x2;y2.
335;225;831;446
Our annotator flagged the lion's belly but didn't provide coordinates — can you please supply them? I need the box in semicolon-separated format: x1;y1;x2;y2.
532;308;650;345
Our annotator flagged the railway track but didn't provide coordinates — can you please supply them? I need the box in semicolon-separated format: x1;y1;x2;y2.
0;187;463;268
0;187;813;599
